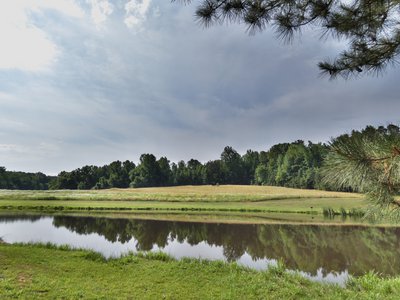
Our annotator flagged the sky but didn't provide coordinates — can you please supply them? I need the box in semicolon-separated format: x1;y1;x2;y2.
0;0;399;175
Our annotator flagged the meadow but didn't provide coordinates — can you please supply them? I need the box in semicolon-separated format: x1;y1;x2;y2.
0;185;365;219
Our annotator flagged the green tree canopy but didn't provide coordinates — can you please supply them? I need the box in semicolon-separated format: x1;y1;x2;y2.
176;0;400;78
131;154;161;188
157;157;173;186
221;146;244;183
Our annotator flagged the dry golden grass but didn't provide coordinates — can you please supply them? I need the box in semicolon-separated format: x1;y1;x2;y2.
0;185;361;202
118;185;358;197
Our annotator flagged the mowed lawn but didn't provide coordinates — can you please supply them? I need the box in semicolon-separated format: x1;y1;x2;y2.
0;185;364;214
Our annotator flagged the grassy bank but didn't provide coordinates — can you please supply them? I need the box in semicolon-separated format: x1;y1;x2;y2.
0;243;399;299
0;185;365;216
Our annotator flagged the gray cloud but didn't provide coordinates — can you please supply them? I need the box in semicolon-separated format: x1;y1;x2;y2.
0;0;399;174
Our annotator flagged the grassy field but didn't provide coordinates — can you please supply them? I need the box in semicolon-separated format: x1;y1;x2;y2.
0;243;399;299
0;185;359;202
0;185;365;217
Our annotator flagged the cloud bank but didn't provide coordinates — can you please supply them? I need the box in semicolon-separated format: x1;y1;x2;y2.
0;1;398;174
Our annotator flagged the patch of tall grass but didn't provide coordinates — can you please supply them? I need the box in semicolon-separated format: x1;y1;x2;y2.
323;207;365;218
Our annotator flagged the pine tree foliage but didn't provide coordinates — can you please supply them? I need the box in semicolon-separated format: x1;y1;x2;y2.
322;125;400;219
175;0;400;78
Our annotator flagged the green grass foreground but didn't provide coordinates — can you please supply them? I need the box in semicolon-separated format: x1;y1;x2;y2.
1;243;399;299
0;185;365;216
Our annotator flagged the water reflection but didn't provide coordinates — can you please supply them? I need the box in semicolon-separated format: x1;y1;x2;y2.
1;214;399;281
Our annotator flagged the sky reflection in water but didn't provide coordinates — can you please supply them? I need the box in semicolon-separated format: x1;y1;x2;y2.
2;215;399;286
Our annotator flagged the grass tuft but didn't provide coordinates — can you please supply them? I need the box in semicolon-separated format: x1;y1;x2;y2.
83;251;107;262
136;251;174;262
268;259;287;277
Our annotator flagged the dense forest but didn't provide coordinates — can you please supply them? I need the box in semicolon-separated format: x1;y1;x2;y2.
0;167;54;190
48;140;327;190
1;124;398;191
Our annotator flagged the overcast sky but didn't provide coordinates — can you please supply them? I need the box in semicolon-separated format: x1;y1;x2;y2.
0;0;399;174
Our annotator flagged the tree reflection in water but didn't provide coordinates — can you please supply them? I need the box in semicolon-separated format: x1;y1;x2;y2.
1;214;398;276
46;215;400;276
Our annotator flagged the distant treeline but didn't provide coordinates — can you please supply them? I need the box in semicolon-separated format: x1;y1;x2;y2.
50;140;329;190
1;124;397;190
0;167;54;190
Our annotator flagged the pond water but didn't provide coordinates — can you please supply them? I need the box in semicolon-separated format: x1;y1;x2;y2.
1;214;400;285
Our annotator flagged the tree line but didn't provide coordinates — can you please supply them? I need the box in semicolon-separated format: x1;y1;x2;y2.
0;167;54;190
1;124;397;191
49;141;328;190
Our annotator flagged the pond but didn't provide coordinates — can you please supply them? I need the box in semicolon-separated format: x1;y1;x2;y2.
1;214;399;285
